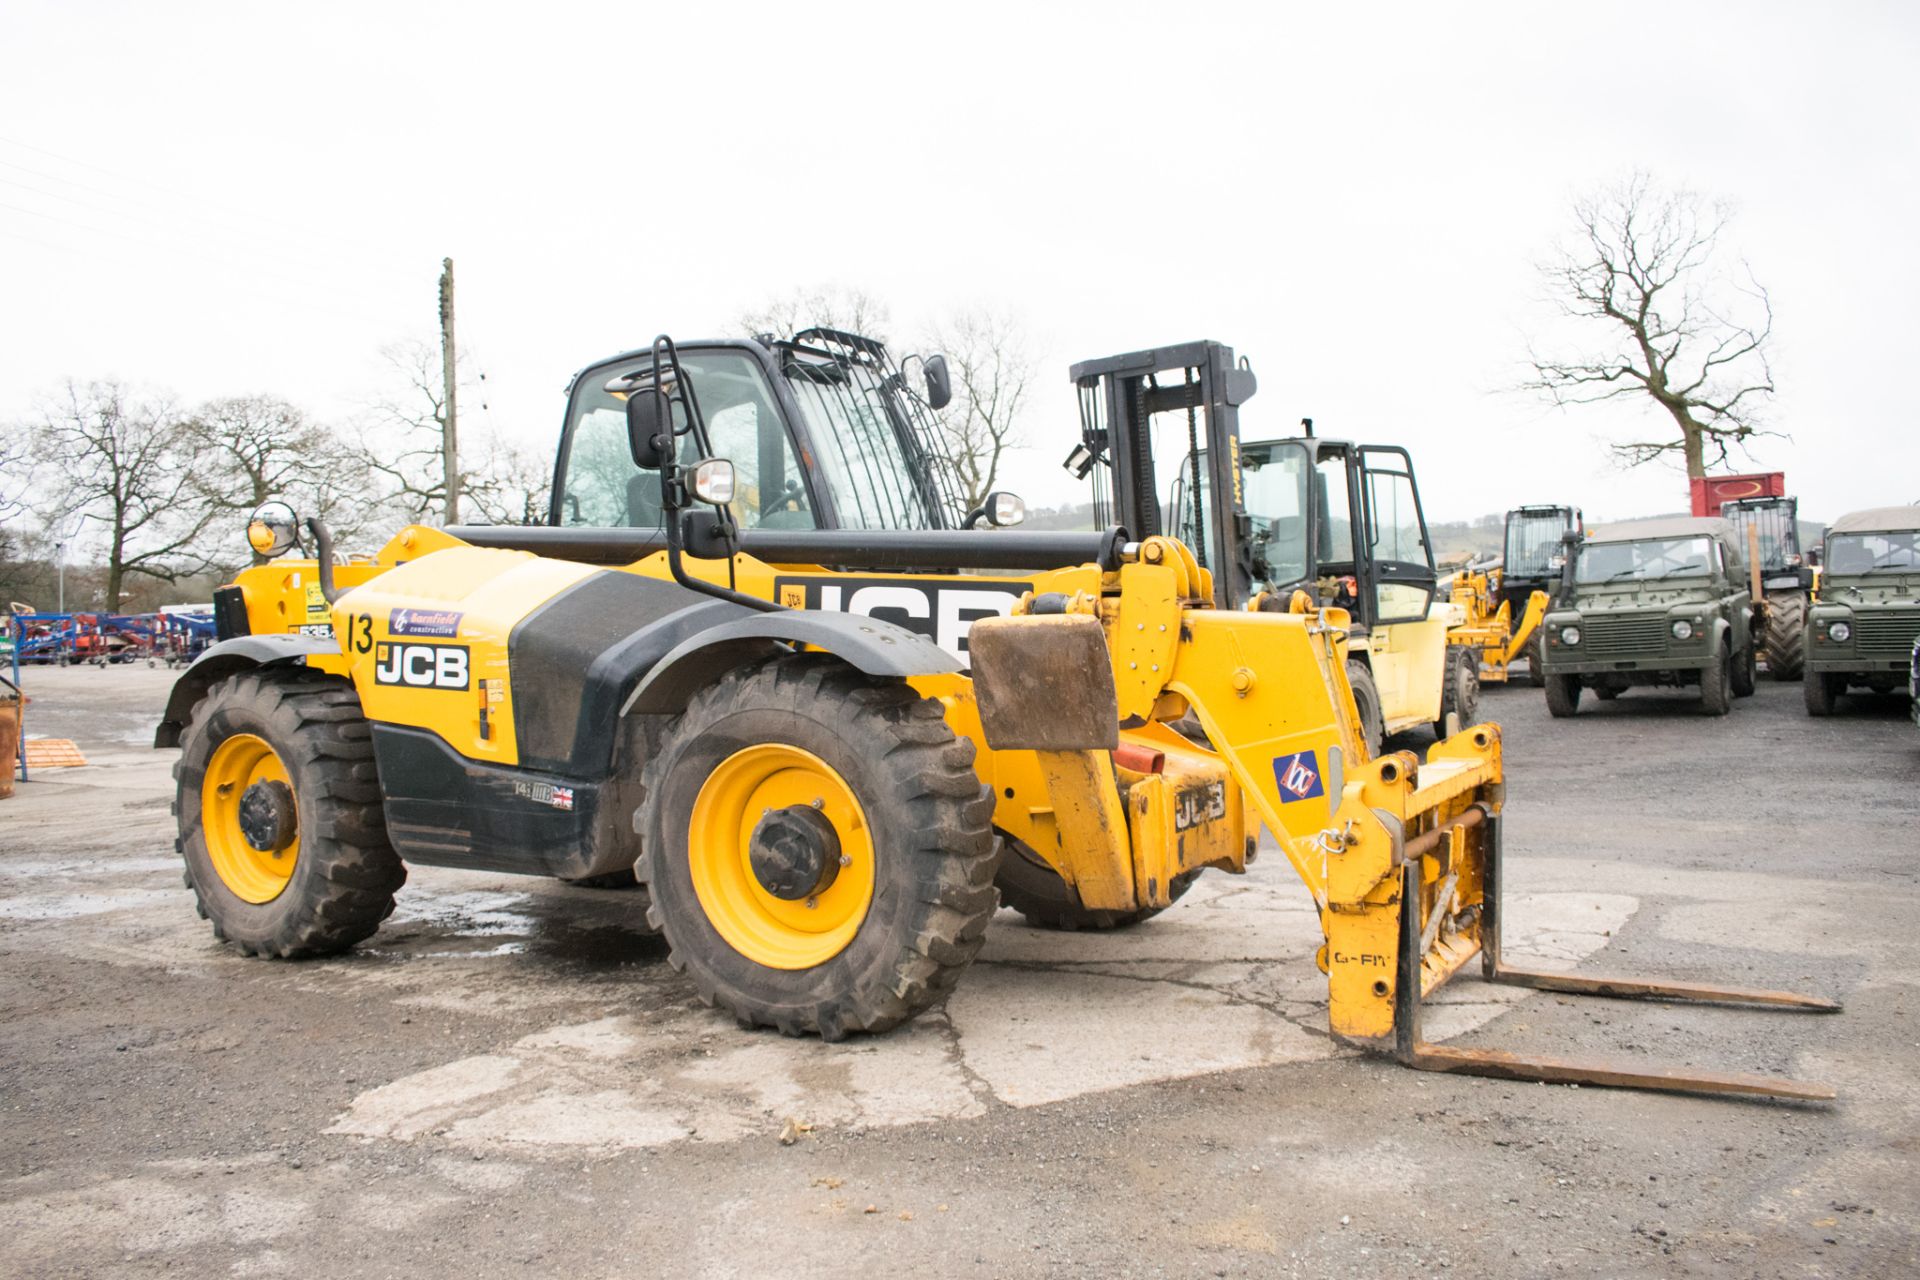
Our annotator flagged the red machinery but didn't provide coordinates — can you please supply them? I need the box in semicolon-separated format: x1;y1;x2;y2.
1690;471;1785;517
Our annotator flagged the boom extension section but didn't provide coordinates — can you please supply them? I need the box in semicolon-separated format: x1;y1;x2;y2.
969;538;1838;1101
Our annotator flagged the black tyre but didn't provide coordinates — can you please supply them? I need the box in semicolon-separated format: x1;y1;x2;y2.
1764;593;1807;681
1433;645;1481;738
174;670;405;958
1346;660;1385;756
1699;642;1733;716
1525;633;1546;688
1732;641;1757;698
995;837;1197;930
1545;673;1581;718
638;654;999;1040
1804;671;1841;717
561;868;641;889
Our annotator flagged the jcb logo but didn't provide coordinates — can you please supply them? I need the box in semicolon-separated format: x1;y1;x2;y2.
373;642;470;690
774;576;1032;665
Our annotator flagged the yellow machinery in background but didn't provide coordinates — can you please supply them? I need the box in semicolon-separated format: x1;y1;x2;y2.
1440;560;1549;684
157;330;1838;1099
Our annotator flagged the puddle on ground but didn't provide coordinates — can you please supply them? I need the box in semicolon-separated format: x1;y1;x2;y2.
368;888;668;971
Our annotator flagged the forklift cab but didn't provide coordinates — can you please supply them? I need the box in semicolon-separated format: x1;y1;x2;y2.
1174;437;1437;632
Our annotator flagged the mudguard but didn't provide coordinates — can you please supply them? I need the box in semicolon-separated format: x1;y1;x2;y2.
154;633;341;748
623;609;961;715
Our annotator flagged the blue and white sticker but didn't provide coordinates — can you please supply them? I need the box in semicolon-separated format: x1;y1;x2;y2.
390;607;463;638
1272;750;1325;803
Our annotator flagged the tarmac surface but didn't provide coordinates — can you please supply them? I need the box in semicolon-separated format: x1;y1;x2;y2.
1;661;1915;1277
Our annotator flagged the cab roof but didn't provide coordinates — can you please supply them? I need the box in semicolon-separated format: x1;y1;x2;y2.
1828;505;1920;535
1587;516;1733;543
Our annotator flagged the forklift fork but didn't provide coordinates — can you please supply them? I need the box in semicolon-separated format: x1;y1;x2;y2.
1387;810;1840;1101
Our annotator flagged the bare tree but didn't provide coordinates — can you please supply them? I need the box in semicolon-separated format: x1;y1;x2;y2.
923;309;1036;511
32;381;219;610
462;436;551;526
182;396;374;563
356;339;460;524
0;432;31;524
1524;173;1776;477
736;286;892;343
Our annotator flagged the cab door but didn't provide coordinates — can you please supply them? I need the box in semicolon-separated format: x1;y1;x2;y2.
1357;447;1443;727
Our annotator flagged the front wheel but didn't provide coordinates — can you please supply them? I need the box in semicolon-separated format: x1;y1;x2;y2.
1732;642;1757;698
1433;644;1481;738
1699;643;1733;716
174;670;405;957
1346;660;1385;757
1804;671;1841;716
1544;673;1581;718
1764;594;1807;681
639;655;999;1040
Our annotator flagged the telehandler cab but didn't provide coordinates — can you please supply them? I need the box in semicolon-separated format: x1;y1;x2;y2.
158;329;1837;1099
1069;341;1479;752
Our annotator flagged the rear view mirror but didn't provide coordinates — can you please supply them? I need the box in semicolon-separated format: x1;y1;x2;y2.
625;388;670;470
924;354;953;411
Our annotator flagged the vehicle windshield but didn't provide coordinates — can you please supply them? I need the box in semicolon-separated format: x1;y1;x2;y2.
1826;530;1920;574
1724;502;1797;572
781;351;942;531
1179;441;1315;587
557;349;816;531
1504;513;1568;577
1575;536;1717;584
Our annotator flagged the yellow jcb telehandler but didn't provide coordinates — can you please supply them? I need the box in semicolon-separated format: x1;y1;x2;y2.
157;330;1837;1098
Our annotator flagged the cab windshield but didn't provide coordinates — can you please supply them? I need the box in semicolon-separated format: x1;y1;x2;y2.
1576;537;1716;584
1826;530;1920;574
780;352;941;530
557;349;815;530
1504;513;1568;577
1181;442;1315;587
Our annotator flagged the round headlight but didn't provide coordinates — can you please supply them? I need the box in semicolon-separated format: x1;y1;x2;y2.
1560;625;1581;646
1671;619;1693;640
1829;621;1852;643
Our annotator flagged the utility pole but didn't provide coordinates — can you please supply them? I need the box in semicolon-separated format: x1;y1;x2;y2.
439;257;460;526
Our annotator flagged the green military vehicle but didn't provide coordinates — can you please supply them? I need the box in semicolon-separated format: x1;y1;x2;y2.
1804;505;1920;716
1540;516;1757;717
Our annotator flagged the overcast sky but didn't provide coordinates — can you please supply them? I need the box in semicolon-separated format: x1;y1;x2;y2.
3;1;1915;533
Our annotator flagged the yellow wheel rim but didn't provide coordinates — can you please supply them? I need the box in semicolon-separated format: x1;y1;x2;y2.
201;732;299;904
688;744;876;970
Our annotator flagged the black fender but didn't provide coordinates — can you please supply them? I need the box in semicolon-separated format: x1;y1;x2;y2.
154;633;342;748
623;609;962;716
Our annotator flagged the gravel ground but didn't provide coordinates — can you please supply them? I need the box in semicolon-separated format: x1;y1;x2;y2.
1;662;1915;1278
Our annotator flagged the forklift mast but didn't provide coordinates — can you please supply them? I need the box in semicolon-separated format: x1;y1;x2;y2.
1066;341;1258;608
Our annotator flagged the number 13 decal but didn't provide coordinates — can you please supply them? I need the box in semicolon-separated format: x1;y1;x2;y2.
349;614;374;654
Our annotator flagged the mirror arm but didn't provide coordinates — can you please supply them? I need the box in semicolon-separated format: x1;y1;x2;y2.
304;518;339;605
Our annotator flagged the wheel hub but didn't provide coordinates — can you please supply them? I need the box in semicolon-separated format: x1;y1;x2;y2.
236;780;297;854
748;804;842;901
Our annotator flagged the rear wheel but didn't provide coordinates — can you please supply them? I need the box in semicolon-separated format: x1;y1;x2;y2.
1346;660;1384;756
1699;642;1733;716
1764;593;1807;681
1433;645;1480;738
1544;673;1581;718
639;655;999;1040
1804;671;1841;716
996;838;1197;930
175;671;404;957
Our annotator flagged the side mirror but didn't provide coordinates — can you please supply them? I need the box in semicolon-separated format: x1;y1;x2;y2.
246;500;300;559
923;354;953;411
626;389;671;470
964;491;1025;530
